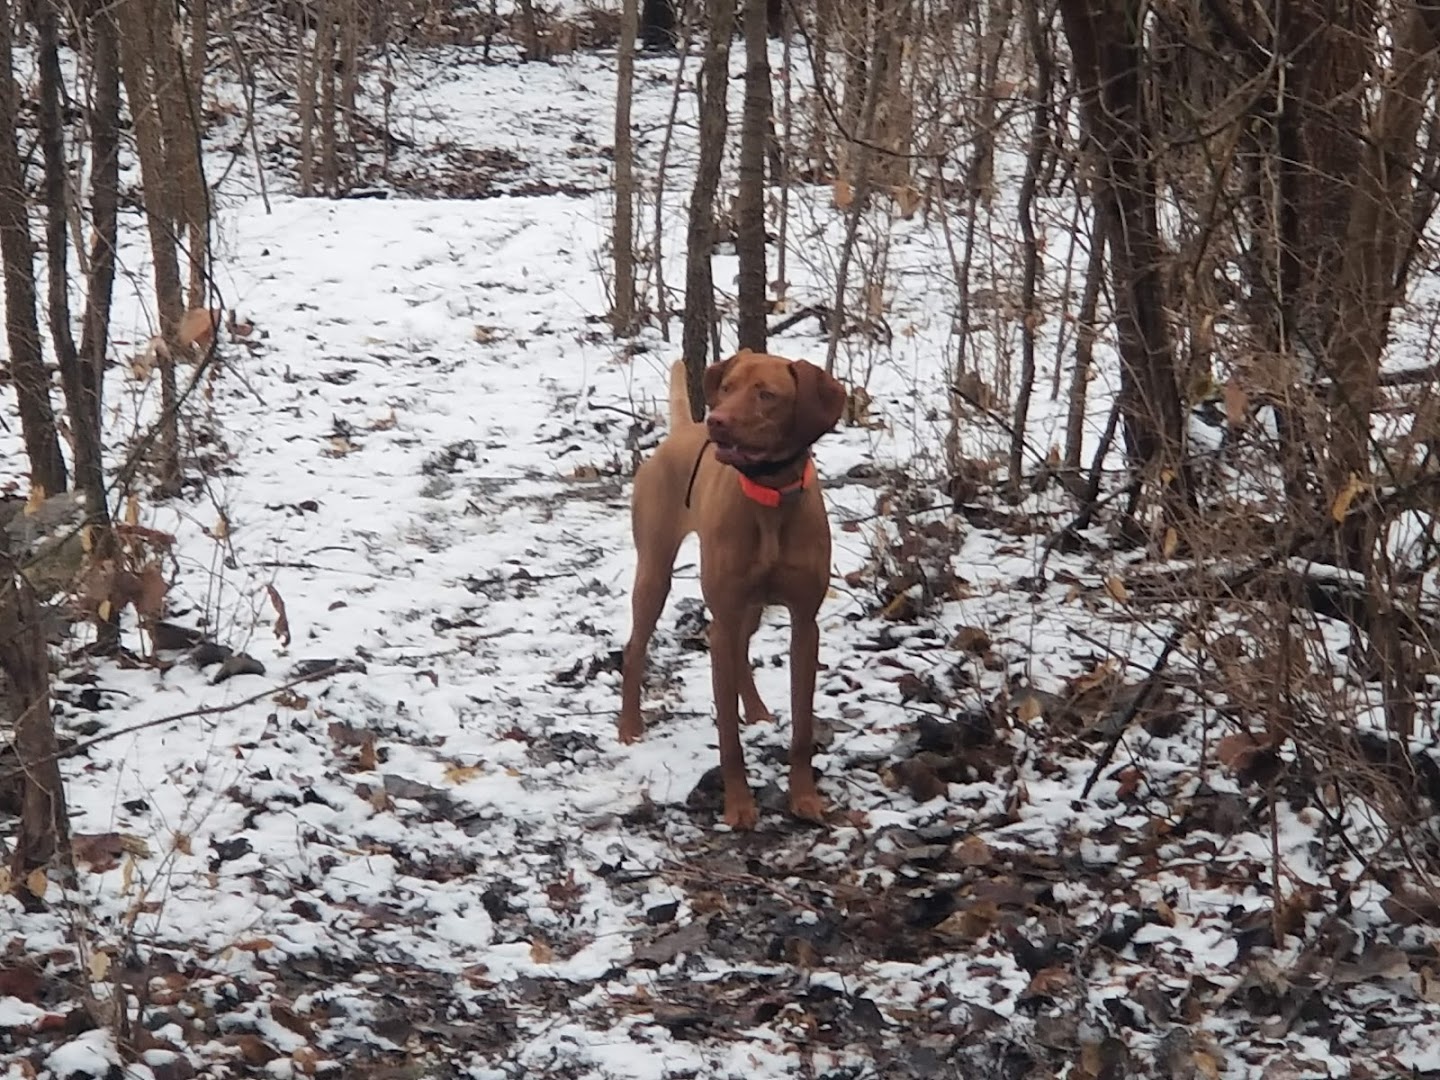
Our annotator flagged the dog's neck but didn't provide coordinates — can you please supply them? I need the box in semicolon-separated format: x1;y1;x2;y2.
735;446;809;483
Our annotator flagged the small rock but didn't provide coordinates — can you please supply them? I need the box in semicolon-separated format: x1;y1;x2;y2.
212;653;266;684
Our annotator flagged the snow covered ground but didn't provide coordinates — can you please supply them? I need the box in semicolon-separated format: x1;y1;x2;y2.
4;27;1440;1080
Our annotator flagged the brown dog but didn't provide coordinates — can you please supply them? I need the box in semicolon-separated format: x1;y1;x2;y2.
619;350;847;829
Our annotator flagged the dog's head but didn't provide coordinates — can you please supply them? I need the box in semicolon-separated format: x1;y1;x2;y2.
703;349;847;468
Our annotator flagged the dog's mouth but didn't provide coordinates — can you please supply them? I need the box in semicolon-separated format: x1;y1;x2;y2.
711;441;769;467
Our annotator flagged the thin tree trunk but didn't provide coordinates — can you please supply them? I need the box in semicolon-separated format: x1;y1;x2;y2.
317;0;338;196
1064;218;1105;471
515;0;541;59
736;0;772;352
612;0;639;336
117;0;184;495
185;0;210;308
0;0;66;496
682;0;736;420
3;553;71;897
38;1;103;524
296;6;318;196
1058;0;1190;517
1008;0;1053;486
79;7;120;425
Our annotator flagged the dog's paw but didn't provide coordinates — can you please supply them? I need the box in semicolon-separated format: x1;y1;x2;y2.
723;795;760;831
741;705;774;726
789;790;828;824
617;717;644;744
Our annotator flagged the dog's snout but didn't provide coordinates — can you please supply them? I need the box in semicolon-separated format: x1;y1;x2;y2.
706;413;732;437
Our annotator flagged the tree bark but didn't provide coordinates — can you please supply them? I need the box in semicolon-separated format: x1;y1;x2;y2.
117;0;184;494
79;5;120;447
0;0;66;497
1058;0;1190;515
736;0;772;352
38;1;105;525
682;0;736;420
612;0;639;336
3;553;70;897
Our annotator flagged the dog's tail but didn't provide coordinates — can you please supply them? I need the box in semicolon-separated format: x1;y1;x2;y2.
669;360;698;429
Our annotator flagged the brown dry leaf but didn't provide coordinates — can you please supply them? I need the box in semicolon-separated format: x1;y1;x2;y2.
292;1047;324;1077
937;900;1001;942
326;436;356;458
211;514;230;540
25;867;47;899
228;1034;281;1066
1193;1050;1221;1080
1417;966;1440;1003
865;282;885;318
1222;379;1249;428
87;951;111;983
72;832;122;870
443;762;483;785
273;689;309;710
1103;575;1129;603
1015;693;1044;723
1162;527;1180;560
953;835;994;867
266;584;291;647
369;409;398;432
1215;731;1270;771
1116;767;1142;800
1153;897;1177;927
530;938;554;964
233;938;277;954
1331;472;1367;524
357;734;378;772
832;177;854;209
23;485;45;515
172;832;193;856
1024;967;1076;999
894;184;923;219
134;563;167;623
1071;660;1119;695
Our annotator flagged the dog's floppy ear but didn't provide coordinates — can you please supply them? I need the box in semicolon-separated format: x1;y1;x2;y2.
789;359;847;447
702;352;745;408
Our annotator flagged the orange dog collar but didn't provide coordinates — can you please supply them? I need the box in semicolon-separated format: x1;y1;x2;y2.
738;457;816;508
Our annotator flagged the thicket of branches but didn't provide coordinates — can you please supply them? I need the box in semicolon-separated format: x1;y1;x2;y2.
605;0;1440;912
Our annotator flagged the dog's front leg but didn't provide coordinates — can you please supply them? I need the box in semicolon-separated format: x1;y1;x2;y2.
786;612;826;823
709;612;759;830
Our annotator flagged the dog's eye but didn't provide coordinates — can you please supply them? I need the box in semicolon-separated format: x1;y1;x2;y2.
757;387;776;402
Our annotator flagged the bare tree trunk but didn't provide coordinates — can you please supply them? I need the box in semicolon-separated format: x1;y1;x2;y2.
3;553;70;898
1059;0;1191;518
1324;1;1435;564
38;0;104;525
317;0;338;196
515;0;541;59
736;0;772;352
296;6;318;196
682;0;736;420
117;0;184;495
612;0;639;336
186;0;210;307
0;0;66;497
1008;0;1054;487
79;6;120;433
1064;219;1105;471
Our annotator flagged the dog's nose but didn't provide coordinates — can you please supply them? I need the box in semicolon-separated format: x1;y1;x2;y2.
707;413;731;437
